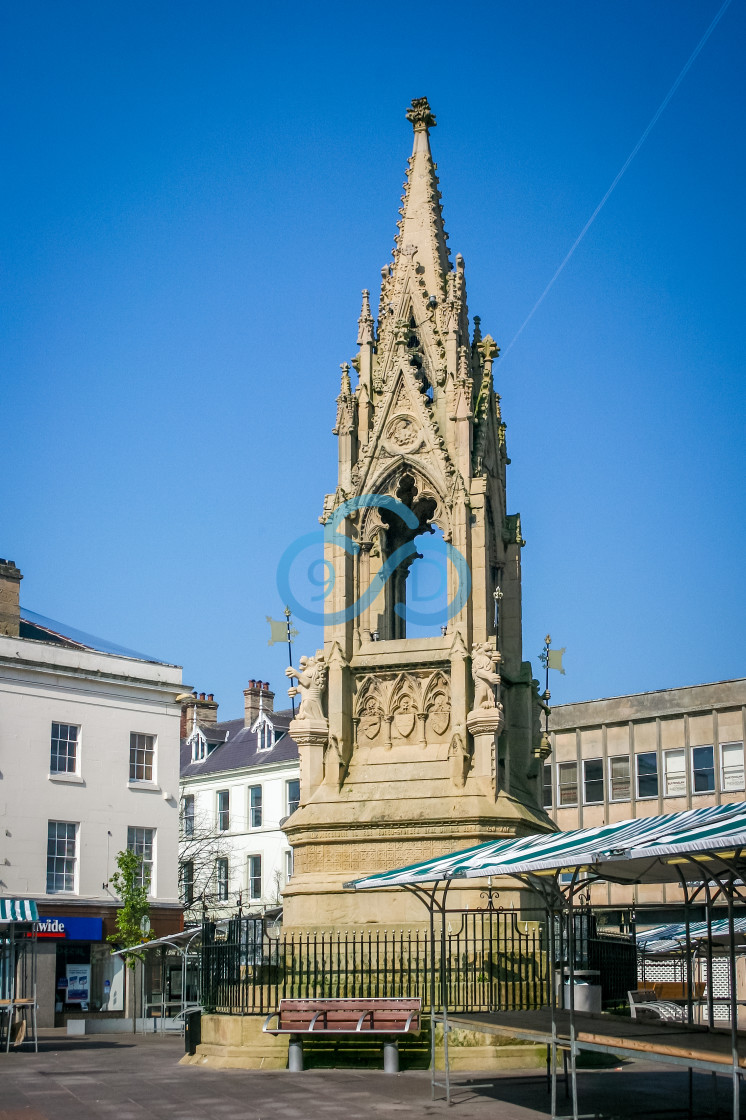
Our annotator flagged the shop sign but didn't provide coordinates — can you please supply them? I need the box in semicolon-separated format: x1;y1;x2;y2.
34;916;103;941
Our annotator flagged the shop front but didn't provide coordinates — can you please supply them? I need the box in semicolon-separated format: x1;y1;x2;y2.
33;914;125;1027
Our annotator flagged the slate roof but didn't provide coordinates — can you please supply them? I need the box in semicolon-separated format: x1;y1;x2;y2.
19;607;169;664
180;707;299;777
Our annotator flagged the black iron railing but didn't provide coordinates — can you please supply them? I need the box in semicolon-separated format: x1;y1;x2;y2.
200;909;551;1015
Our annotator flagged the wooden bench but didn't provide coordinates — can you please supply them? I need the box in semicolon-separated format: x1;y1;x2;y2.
263;997;421;1072
639;981;706;1002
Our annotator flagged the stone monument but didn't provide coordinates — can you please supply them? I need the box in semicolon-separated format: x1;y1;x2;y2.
282;98;553;929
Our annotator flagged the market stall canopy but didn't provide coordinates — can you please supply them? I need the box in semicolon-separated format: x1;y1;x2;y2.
110;919;235;956
346;802;746;892
0;899;38;922
638;916;746;955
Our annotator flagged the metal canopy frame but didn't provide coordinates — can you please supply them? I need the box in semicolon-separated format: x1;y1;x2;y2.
349;836;746;1120
112;923;213;1031
0;919;38;1052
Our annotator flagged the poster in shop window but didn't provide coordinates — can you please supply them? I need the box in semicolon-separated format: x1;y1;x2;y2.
66;964;91;1003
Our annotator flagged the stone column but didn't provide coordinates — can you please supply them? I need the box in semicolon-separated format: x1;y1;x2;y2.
289;719;329;805
466;707;505;800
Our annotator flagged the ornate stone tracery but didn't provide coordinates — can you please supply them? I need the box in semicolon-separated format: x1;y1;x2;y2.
352;669;452;750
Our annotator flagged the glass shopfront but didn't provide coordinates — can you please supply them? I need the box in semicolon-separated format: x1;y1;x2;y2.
35;915;125;1022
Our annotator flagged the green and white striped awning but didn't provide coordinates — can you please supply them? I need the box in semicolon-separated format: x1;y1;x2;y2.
346;802;746;892
0;899;39;922
637;916;746;955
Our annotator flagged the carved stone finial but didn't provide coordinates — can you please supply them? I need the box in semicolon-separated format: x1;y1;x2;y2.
339;362;352;397
406;96;436;133
479;335;499;364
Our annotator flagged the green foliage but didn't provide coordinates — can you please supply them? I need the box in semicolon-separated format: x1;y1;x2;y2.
108;849;151;967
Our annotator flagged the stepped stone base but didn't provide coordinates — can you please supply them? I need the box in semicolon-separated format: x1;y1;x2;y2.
435;1025;549;1070
180;1015;550;1072
180;1013;289;1070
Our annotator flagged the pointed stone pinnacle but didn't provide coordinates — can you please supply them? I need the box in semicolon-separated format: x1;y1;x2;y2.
357;289;374;347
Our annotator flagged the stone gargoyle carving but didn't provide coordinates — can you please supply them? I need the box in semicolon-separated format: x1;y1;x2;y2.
285;651;327;722
471;642;502;710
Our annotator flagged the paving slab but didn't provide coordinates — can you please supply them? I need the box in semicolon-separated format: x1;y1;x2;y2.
0;1030;741;1119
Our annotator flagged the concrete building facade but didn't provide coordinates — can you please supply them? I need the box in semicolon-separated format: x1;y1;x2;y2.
0;561;185;1025
546;677;746;917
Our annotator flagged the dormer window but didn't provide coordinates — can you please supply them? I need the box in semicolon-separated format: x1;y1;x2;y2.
258;722;274;752
189;728;207;762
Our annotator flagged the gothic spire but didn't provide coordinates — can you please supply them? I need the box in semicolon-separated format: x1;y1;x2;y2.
392;97;452;300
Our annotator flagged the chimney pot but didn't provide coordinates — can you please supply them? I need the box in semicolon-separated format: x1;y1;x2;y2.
244;678;274;726
180;689;219;737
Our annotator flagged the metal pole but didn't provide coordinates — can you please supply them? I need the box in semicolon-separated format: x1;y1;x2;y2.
549;901;558;1120
440;882;453;1106
679;871;694;1025
702;878;715;1029
726;878;739;1120
285;606;296;717
429;885;438;1101
567;872;580;1120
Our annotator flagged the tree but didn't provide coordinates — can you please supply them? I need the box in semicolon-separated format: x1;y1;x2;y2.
178;795;232;922
108;848;151;968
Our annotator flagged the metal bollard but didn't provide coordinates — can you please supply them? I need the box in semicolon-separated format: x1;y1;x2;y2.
383;1040;399;1074
288;1038;304;1072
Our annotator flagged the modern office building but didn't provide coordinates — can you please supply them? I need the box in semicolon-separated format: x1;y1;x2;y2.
545;677;746;919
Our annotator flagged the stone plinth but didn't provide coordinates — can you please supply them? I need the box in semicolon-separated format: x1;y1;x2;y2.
466;705;505;799
180;1013;288;1070
289;718;329;804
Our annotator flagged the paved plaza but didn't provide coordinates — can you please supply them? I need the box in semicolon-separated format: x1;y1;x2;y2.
0;1030;741;1119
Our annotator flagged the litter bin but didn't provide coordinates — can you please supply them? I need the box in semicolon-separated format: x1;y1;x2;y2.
558;969;602;1013
184;1009;202;1055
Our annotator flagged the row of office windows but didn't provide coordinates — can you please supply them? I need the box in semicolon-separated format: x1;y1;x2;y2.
50;722;158;782
179;850;294;906
46;822;155;894
543;742;745;809
181;780;300;836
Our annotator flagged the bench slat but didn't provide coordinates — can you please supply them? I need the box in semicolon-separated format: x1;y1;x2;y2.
266;996;421;1037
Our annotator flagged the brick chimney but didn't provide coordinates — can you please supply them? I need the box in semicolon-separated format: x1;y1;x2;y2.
0;559;22;637
243;679;274;727
180;691;218;738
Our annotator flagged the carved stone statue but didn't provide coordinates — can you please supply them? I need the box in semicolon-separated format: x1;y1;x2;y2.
286;651;327;722
471;643;501;710
449;730;471;788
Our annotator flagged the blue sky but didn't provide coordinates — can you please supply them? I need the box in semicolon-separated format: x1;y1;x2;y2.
2;1;744;718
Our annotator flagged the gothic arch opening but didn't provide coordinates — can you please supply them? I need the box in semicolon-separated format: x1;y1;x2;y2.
374;471;448;640
404;524;450;637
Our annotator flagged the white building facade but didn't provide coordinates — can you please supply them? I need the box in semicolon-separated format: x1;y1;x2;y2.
0;560;185;1026
179;681;300;922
